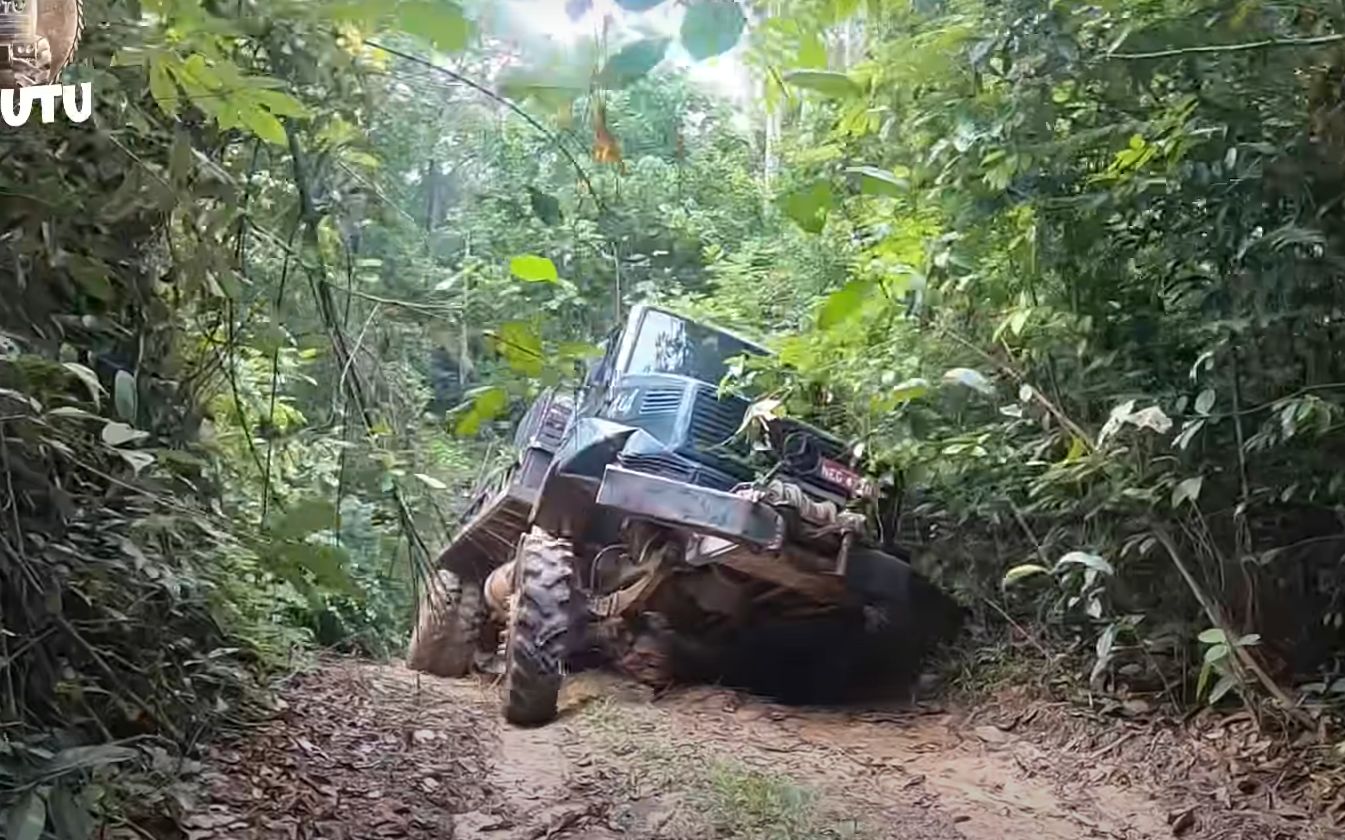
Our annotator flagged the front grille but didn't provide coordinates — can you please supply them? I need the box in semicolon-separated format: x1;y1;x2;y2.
640;387;683;417
619;452;695;482
618;452;739;491
689;388;747;451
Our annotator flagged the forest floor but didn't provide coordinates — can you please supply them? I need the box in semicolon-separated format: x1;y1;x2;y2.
173;657;1339;840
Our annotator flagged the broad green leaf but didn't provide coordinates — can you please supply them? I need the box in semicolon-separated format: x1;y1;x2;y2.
778;180;835;233
47;406;100;420
396;1;471;52
1197;661;1213;699
177;54;224;96
1171;476;1203;508
1197;628;1226;645
680;0;745;61
1209;673;1238;703
1056;551;1114;576
797;30;827;68
5;791;46;840
148;55;178;116
454;408;484;437
1065;436;1086;461
1092;623;1120;684
1175;419;1205;450
454;386;508;436
818;278;873;330
496;321;543;376
1237;633;1261;647
596;37;670;89
1203;642;1230;664
62;363;104;408
942;367;995;396
414;473;447;490
1195;388;1215;415
252;89;311;119
781;69;861;97
238;103;288;146
114;370;137;421
473;386;508;418
1001;563;1050;586
890;378;929;402
509;254;559;283
845;165;907;197
101;422;148;447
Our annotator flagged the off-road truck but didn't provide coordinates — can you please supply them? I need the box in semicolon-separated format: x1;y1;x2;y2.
408;304;958;725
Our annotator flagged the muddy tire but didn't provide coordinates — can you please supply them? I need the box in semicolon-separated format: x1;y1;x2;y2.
502;530;582;726
407;570;485;677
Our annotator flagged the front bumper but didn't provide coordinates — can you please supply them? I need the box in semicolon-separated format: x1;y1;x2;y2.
594;465;785;550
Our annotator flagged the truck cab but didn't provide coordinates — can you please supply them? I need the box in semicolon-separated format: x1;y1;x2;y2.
578;305;766;490
576;305;865;505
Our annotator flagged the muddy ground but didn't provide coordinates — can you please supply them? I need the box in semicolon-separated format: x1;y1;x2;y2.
175;659;1337;840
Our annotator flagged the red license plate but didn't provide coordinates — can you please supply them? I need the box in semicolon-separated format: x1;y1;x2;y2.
819;458;871;497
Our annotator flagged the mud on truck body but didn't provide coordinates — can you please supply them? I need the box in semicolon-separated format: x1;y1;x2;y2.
408;304;960;726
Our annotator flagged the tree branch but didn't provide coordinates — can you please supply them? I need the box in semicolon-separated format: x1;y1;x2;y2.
1111;33;1345;60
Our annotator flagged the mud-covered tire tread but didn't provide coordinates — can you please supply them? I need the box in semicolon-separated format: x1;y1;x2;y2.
406;570;485;677
503;531;581;726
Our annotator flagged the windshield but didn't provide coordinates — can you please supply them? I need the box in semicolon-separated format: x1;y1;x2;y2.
623;309;765;383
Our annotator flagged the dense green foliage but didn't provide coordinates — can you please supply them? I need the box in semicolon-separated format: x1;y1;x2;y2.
739;0;1345;720
5;0;1345;832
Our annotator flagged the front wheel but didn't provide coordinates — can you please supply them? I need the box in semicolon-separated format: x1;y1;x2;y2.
502;529;582;726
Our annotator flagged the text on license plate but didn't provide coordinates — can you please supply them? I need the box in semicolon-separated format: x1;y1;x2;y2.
819;459;867;494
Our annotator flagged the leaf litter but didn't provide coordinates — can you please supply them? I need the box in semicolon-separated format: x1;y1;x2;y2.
175;660;1342;839
180;659;494;839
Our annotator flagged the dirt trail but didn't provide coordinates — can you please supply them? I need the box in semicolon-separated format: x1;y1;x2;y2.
178;659;1321;840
